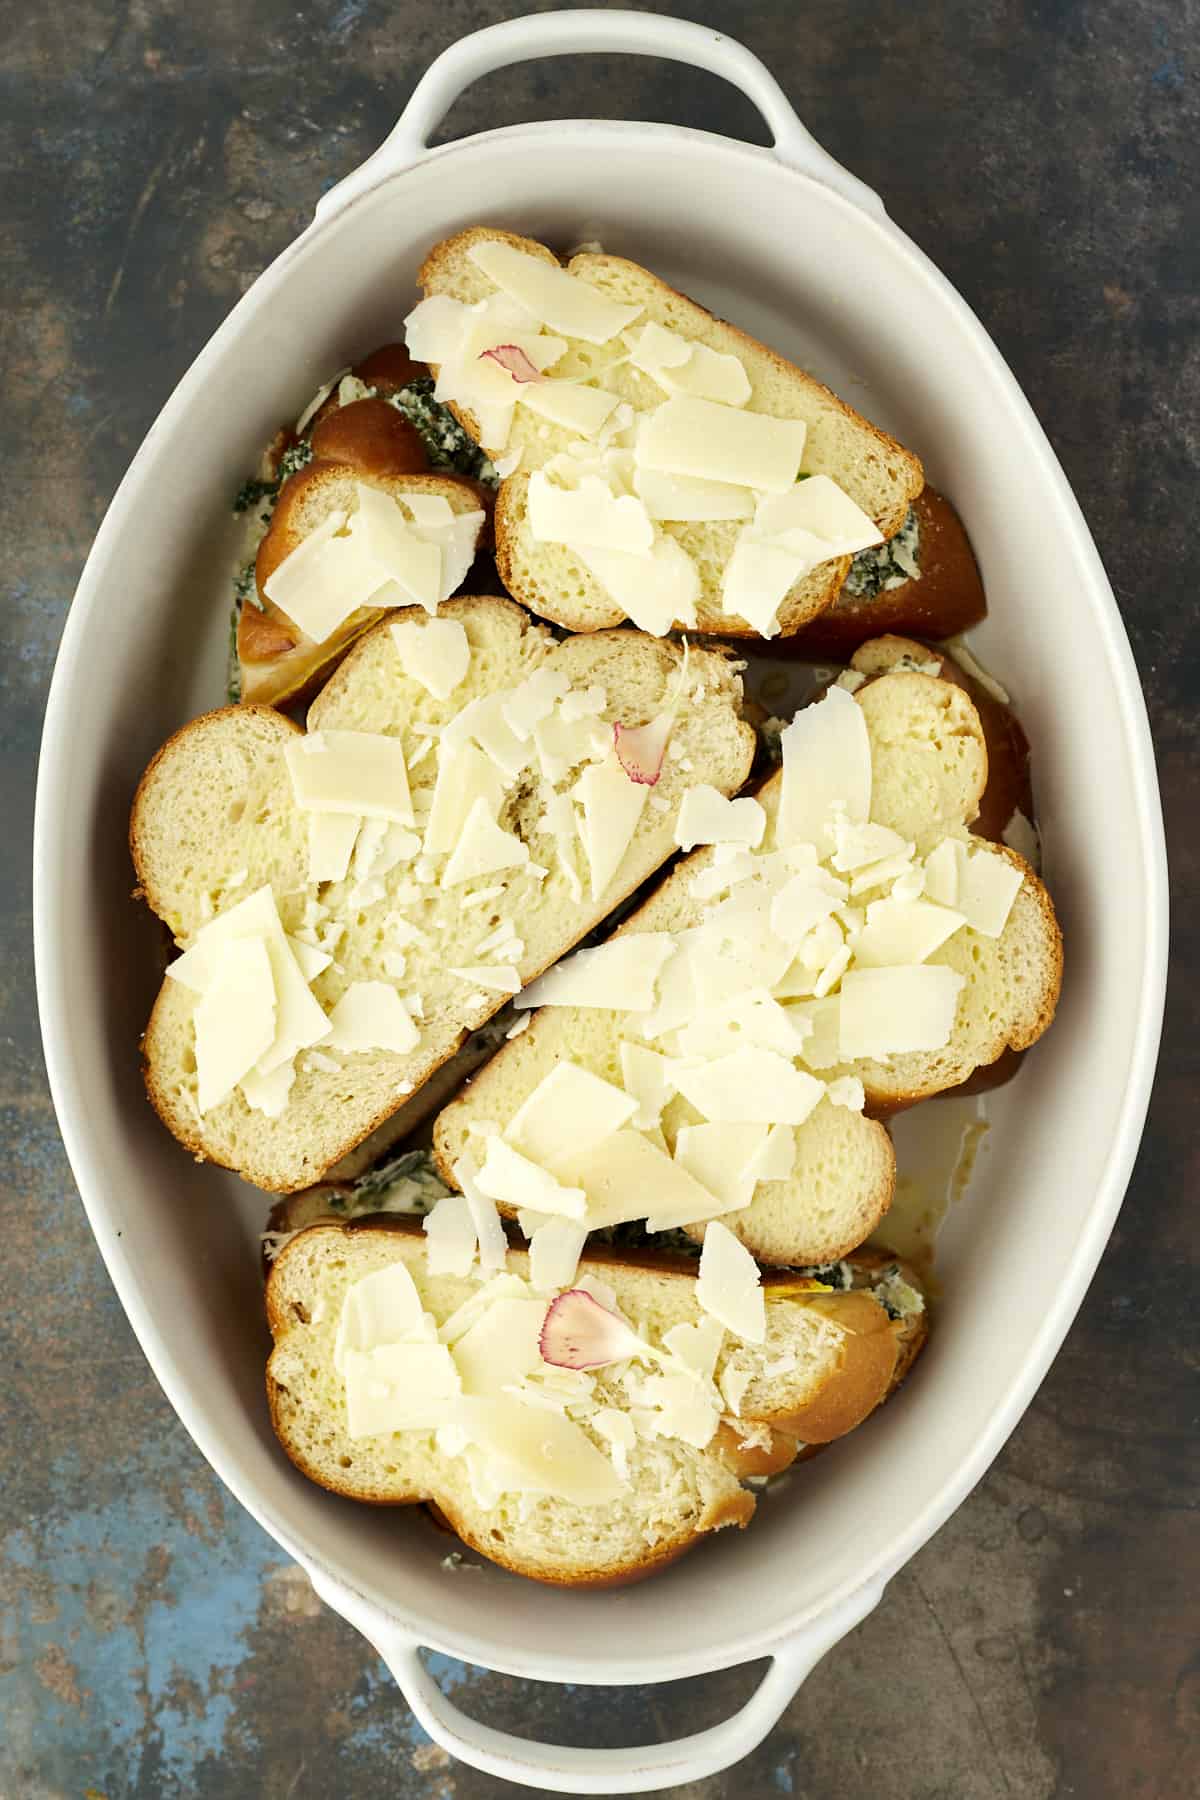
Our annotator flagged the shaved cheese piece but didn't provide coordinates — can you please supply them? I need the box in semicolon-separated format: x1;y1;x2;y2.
852;896;966;967
592;1407;636;1480
720;537;810;637
777;688;871;851
507;1063;638;1173
324;982;418;1054
423;743;506;858
662;1316;725;1381
831;820;911;873
239;1060;295;1117
698;1220;765;1344
441;798;529;886
789;997;842;1071
567;1129;717;1231
825;1075;866;1111
629;323;752;406
451;1155;510;1273
193;936;277;1113
441;692;532;781
618;1041;678;1128
451;1393;623;1504
674;1123;769;1210
255;931;336;1074
306;812;360;885
469;239;641;344
849;853;917;897
1002;808;1040;868
500;667;571;740
422;1193;478;1277
343;1342;461;1438
755;475;884;559
637;396;806;493
353;483;443;609
577;536;700;634
957;847;1024;937
923;836;962;907
285;731;414;825
449;964;521;994
674;785;766;852
528;1218;588;1292
261;511;349;638
632;1369;721;1449
516;933;675;1012
675;989;810;1062
453;1298;546;1396
749;1122;795;1183
334;1260;434;1369
517;381;620;437
672;1048;825;1127
838;965;966;1059
573;752;649;897
166;886;281;991
475;1136;587;1220
390;616;471;700
528;471;653;553
634;465;754;522
768;874;841;947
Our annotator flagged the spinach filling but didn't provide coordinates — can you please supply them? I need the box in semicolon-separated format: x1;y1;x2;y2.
843;504;921;599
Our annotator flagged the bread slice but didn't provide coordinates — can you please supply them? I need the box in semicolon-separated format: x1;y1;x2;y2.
238;464;489;708
132;599;755;1192
777;487;986;660
435;659;1061;1251
416;226;924;638
265;1220;919;1585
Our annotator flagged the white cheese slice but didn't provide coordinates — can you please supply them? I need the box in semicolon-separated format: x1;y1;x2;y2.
719;536;808;637
922;836;962;907
193;936;277;1113
474;1135;587;1220
448;964;521;995
674;989;810;1062
577;536;700;634
516;381;621;438
592;1406;636;1480
749;1121;795;1183
353;483;443;610
788;997;842;1070
423;743;506;858
672;1048;825;1127
527;471;654;553
674;1122;769;1211
390;615;471;700
674;785;766;852
754;475;884;559
697;1220;765;1344
618;1041;678;1129
662;1315;725;1381
335;1261;434;1368
838;965;966;1059
343;1342;461;1439
528;1218;588;1292
507;1063;638;1173
628;322;752;405
255;931;336;1074
637;396;806;493
403;293;480;362
261;510;350;638
285;730;414;825
852;896;967;968
451;1298;547;1397
324;981;419;1054
451;1393;623;1504
768;874;841;947
957;847;1024;937
307;812;361;885
452;1154;511;1271
516;933;676;1012
633;464;754;522
468;239;642;344
500;667;571;740
825;1075;866;1111
441;798;530;887
633;1369;721;1449
573;751;649;897
569;1129;718;1232
777;687;872;851
239;1060;295;1118
422;1193;478;1277
830;820;911;873
165;885;281;993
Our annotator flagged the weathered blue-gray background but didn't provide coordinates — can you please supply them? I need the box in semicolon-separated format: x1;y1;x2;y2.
3;2;1196;1795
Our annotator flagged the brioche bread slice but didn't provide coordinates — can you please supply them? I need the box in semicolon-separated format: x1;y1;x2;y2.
265;1220;918;1585
239;465;489;708
416;226;924;638
132;599;754;1192
435;659;1061;1255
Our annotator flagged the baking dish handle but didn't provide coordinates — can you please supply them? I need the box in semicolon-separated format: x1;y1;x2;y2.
314;10;885;224
307;1567;884;1793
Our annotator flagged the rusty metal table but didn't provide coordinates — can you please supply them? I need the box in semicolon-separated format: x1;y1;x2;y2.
2;3;1195;1795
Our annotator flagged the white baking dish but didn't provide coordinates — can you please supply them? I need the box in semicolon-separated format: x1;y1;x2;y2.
33;11;1168;1793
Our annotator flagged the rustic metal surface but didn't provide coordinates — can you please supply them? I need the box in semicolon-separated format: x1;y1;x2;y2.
2;2;1195;1795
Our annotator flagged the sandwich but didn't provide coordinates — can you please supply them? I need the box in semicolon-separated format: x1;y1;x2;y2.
264;1216;927;1585
130;598;754;1190
407;227;924;640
